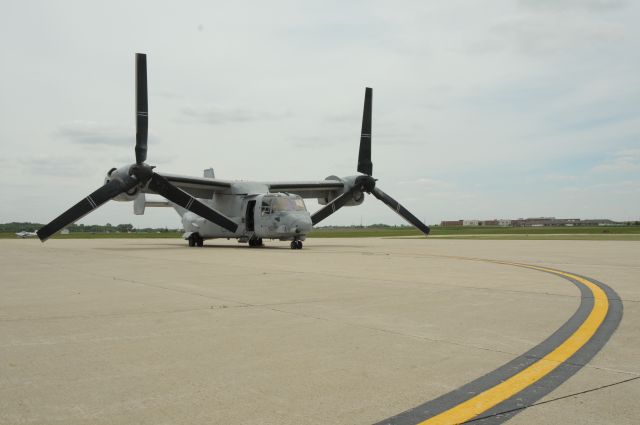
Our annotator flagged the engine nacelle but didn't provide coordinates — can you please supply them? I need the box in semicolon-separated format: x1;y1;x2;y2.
104;165;140;201
317;175;365;207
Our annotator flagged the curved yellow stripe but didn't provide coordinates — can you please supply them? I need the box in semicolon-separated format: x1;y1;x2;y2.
419;263;609;425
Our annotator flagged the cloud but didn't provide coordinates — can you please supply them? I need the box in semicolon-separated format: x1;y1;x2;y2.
19;156;95;178
289;135;341;148
490;15;624;57
398;177;452;189
591;149;640;173
543;173;580;182
156;90;184;100
55;121;131;146
518;0;628;13
560;180;640;195
181;105;291;125
396;178;480;202
324;113;359;123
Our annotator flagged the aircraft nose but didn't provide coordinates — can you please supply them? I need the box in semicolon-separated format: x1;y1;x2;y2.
295;216;313;234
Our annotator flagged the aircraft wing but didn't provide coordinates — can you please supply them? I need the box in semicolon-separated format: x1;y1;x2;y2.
149;172;232;199
147;174;346;200
267;180;345;199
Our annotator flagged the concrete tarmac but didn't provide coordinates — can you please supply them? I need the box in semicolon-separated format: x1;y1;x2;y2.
0;238;638;424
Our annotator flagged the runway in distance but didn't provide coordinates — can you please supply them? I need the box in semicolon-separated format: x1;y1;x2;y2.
37;54;430;249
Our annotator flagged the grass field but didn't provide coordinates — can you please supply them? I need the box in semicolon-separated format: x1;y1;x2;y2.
1;232;183;240
3;226;640;241
420;234;640;241
310;225;640;240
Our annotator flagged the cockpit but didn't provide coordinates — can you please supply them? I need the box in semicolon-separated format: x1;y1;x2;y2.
261;194;307;216
245;193;312;241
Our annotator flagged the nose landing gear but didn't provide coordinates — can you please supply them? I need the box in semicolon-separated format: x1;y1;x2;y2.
290;240;303;250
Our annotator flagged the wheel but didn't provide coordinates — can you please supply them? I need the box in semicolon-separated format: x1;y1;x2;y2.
188;235;196;247
290;241;297;249
257;238;263;246
296;240;303;249
196;237;204;247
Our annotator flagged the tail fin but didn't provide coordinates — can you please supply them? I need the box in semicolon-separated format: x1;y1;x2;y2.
133;193;171;215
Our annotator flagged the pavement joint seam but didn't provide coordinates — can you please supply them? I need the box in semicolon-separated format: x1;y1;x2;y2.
460;376;640;424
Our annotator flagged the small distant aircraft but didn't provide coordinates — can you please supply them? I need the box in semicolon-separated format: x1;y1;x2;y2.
37;54;430;249
16;231;37;238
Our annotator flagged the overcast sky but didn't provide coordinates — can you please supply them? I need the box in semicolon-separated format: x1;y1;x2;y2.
1;0;639;228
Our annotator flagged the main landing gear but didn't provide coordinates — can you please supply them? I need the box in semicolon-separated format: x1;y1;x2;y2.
290;240;303;250
248;237;263;247
188;233;204;247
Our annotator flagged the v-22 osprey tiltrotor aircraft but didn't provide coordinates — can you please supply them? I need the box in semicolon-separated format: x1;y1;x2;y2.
37;54;430;249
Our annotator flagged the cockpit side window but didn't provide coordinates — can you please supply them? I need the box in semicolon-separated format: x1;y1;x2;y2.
261;201;271;216
294;198;306;211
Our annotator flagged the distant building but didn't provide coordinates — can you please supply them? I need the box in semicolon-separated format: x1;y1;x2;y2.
481;219;499;226
439;217;622;227
440;220;463;227
61;228;70;235
523;217;555;226
580;219;620;226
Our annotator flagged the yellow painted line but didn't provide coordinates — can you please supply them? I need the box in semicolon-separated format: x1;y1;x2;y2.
418;262;609;425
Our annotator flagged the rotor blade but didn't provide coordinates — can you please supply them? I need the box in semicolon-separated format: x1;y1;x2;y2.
371;187;430;235
148;173;238;233
37;177;138;242
135;53;148;164
357;87;373;176
311;187;358;226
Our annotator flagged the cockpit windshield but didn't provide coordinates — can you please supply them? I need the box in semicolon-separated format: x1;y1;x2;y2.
272;196;306;212
262;195;306;215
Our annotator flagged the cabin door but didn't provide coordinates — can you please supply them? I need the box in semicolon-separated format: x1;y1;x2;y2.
245;200;256;232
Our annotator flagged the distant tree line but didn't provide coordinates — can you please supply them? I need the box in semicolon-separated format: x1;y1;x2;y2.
0;222;181;233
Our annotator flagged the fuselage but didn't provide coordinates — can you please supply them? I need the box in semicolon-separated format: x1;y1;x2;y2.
180;192;312;242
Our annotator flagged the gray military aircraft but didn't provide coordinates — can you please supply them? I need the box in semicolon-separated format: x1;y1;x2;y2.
37;54;430;249
16;231;38;238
